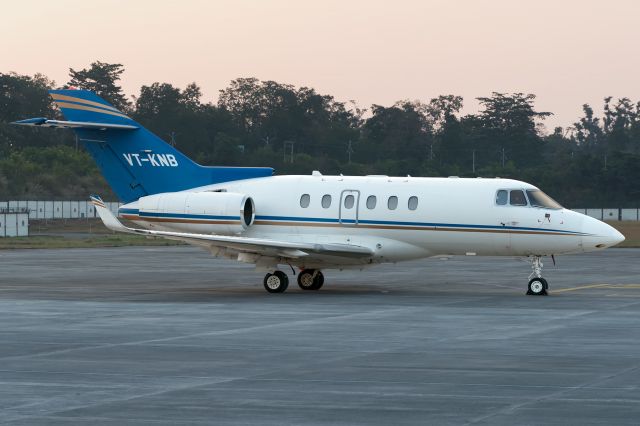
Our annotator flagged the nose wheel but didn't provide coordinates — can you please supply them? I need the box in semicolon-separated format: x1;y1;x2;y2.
297;269;324;290
526;256;548;296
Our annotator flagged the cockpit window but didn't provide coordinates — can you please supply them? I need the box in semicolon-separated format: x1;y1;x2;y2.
509;190;527;206
496;190;508;205
526;189;563;209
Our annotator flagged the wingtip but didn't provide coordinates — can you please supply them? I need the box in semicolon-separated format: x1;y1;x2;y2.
89;194;106;208
11;117;47;126
89;195;129;233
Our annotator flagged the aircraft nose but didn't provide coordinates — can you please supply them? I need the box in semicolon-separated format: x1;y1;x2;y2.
582;216;625;251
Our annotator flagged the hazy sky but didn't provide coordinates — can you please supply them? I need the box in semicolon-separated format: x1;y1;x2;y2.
3;0;639;129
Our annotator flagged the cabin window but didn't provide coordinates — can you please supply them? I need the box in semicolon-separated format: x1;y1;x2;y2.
496;190;508;205
408;196;418;211
388;196;398;210
321;194;332;209
509;190;527;206
300;194;310;208
344;194;355;209
366;195;377;209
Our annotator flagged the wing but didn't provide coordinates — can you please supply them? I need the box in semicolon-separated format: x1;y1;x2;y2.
90;195;373;262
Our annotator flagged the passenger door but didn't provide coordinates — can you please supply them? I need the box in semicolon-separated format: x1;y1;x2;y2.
339;190;360;226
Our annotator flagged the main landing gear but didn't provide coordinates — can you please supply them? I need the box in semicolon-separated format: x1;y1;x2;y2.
297;269;324;290
263;269;324;293
263;271;289;293
527;256;548;296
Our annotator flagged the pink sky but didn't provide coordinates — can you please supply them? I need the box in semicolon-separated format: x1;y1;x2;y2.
3;0;639;130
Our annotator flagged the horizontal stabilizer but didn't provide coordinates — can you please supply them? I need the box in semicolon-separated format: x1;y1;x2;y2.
13;118;138;131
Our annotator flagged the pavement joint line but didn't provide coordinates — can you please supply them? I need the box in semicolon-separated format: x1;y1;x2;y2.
0;305;421;362
0;307;458;422
0;298;596;365
0;301;588;422
2;247;640;424
0;376;243;423
464;364;640;425
553;283;640;293
5;308;599;422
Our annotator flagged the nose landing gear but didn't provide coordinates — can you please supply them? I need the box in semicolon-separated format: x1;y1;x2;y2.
527;256;548;296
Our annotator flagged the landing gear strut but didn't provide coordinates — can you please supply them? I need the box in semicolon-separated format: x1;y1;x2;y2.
297;269;324;290
527;256;548;296
264;271;289;293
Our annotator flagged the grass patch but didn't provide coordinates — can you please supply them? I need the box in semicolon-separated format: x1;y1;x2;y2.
29;219;118;234
0;234;182;250
0;218;184;249
607;221;640;248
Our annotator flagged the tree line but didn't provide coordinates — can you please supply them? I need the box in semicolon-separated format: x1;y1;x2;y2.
1;61;639;206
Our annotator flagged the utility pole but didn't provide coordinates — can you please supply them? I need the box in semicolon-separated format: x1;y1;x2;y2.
472;149;476;173
347;139;354;164
500;147;506;167
429;142;434;161
168;132;177;147
283;141;295;163
604;153;607;170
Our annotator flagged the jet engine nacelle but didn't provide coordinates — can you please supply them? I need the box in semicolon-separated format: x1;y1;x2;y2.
138;191;255;234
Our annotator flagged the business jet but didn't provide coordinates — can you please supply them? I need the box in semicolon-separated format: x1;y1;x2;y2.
14;90;625;295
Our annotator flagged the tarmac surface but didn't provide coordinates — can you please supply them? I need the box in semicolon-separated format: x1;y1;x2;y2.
0;246;639;425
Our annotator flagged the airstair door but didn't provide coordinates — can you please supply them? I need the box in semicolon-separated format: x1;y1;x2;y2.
339;190;360;226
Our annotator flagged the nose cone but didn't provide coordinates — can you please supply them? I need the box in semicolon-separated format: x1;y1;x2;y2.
582;216;625;251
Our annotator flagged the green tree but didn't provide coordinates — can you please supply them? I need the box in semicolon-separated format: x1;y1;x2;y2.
424;95;464;166
68;61;130;111
573;104;603;151
218;77;360;162
0;72;70;151
133;82;237;162
471;92;552;167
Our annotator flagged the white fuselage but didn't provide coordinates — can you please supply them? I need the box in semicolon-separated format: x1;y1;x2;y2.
119;175;623;269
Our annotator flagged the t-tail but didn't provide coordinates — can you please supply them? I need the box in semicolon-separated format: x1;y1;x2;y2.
13;90;273;203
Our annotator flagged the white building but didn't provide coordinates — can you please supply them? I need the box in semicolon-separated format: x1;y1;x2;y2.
0;208;29;237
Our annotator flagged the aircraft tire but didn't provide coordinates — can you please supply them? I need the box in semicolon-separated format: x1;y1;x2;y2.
312;271;324;290
264;271;289;293
297;270;317;290
527;277;548;296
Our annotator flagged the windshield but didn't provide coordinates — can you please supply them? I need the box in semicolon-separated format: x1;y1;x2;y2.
526;190;563;209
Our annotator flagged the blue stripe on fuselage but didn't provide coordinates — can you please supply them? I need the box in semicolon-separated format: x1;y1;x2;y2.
138;211;240;221
119;208;585;235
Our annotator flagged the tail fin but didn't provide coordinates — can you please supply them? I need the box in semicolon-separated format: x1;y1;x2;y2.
31;90;273;203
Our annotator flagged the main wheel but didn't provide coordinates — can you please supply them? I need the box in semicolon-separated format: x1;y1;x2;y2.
527;277;548;296
297;270;316;290
312;271;324;290
297;270;325;290
264;271;289;293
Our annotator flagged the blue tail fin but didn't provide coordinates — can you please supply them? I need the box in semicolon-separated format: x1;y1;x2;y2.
47;90;273;203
